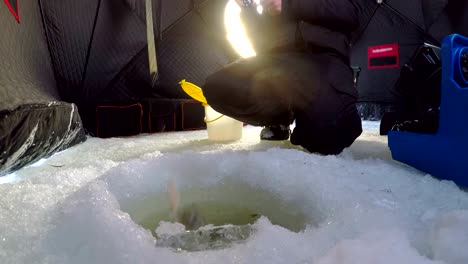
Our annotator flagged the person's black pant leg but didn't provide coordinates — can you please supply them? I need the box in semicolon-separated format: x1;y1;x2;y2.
203;55;296;126
203;51;362;155
290;54;363;155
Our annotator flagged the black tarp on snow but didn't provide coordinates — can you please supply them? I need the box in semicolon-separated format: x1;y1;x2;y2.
0;0;86;176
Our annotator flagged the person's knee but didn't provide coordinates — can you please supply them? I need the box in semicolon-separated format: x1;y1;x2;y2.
204;70;227;97
291;112;362;155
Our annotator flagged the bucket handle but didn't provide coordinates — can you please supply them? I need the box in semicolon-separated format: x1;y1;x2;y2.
205;114;225;123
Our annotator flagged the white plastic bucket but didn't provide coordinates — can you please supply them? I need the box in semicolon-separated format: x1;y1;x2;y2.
204;105;243;141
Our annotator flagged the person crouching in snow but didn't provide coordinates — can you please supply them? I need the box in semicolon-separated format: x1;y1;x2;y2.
203;0;363;155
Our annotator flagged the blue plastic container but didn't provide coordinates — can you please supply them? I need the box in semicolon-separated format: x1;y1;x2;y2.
388;34;468;187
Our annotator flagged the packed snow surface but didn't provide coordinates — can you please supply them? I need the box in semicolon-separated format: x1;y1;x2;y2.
1;122;467;264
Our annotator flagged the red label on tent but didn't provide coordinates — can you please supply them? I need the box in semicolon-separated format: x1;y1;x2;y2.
368;43;399;69
3;0;20;23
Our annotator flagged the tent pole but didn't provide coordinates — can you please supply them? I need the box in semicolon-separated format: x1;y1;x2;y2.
146;0;159;87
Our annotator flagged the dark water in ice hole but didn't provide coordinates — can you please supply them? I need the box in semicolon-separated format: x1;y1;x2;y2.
121;181;315;236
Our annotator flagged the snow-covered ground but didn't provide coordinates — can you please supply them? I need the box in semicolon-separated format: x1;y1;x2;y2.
1;121;467;264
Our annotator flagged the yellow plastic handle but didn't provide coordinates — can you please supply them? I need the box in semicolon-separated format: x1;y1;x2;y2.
179;79;208;105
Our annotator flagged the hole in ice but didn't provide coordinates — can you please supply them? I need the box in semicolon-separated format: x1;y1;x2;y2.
120;180;314;252
99;151;327;252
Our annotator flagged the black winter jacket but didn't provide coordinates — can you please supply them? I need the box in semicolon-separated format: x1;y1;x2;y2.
282;0;364;59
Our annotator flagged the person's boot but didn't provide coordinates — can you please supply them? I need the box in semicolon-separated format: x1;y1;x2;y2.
260;125;291;141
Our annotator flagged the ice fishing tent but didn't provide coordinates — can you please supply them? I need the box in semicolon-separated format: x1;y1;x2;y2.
1;0;468;177
38;0;236;137
0;0;87;176
350;0;468;120
0;0;237;176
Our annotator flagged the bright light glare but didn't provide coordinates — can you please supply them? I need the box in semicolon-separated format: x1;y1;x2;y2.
256;5;263;14
224;0;257;58
253;0;263;14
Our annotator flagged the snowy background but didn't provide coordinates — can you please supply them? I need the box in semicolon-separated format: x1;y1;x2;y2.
1;121;468;264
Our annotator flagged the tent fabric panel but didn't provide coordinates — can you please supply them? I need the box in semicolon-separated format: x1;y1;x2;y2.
160;0;193;31
153;10;231;99
42;0;231;103
125;0;194;37
385;0;425;30
104;7;232;101
83;0;147;100
421;0;448;30
427;0;468;44
349;0;380;44
351;4;425;104
100;48;154;100
75;98;205;138
0;0;59;111
40;0;99;102
96;103;143;138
